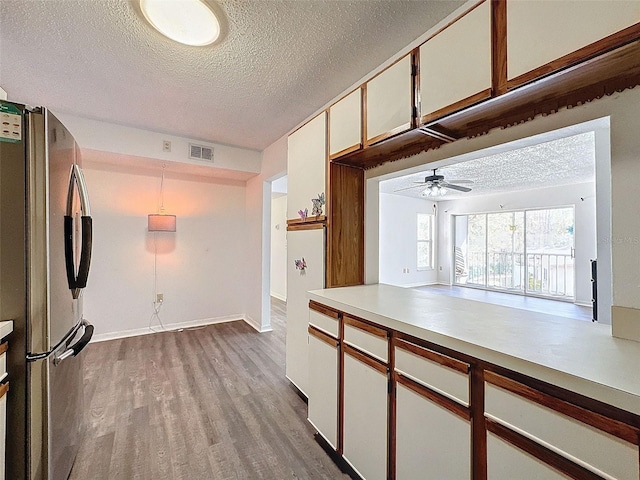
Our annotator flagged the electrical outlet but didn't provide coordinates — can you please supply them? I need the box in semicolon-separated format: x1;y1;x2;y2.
439;266;443;271
162;140;171;152
156;293;164;303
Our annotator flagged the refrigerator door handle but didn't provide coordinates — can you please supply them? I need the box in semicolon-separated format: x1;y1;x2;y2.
53;320;94;366
26;319;84;362
64;165;93;298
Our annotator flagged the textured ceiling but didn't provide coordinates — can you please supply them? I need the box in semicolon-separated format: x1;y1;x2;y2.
0;0;464;151
380;132;596;200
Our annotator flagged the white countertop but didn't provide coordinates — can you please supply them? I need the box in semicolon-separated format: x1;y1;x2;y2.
0;320;13;340
308;284;640;415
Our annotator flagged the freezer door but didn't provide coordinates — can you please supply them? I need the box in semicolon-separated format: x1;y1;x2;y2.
27;109;91;480
285;227;325;395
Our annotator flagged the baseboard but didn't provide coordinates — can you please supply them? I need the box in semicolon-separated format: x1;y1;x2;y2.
244;314;273;333
399;281;439;288
92;314;246;342
270;292;287;302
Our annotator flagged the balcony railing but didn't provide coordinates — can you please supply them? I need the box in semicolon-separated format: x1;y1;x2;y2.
459;251;574;298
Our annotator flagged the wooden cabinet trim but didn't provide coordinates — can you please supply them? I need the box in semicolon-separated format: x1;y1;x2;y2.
343;343;388;375
365;122;412;147
491;0;508;96
286;215;326;226
343;314;388;339
394;337;470;374
0;382;8;400
0;343;7;356
309;301;340;320
396;372;471;421
308;325;339;347
486;418;606;480
485;370;639;444
471;365;487;480
338;315;345;454
287;223;325;232
420;88;492;125
506;21;640;90
329;144;361;161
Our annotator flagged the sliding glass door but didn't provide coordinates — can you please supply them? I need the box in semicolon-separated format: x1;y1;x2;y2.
454;207;574;300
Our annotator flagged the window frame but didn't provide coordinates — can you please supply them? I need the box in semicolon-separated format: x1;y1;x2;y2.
417;212;435;271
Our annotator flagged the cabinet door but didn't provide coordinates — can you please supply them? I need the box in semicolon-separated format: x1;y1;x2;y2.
287;112;327;219
285;228;325;395
420;0;491;121
329;89;362;158
307;331;339;449
507;0;640;82
487;432;570;480
343;352;387;480
366;55;413;144
396;383;471;479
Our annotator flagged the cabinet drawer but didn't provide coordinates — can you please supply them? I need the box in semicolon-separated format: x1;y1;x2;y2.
394;339;469;406
0;382;7;480
485;373;639;480
309;308;339;339
343;316;388;362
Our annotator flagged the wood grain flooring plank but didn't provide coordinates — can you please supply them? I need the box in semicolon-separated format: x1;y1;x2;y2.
70;298;348;479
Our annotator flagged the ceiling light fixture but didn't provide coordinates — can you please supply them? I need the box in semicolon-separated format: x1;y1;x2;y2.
422;185;447;197
140;0;221;46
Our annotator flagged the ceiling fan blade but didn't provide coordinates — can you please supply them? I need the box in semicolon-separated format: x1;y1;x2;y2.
446;179;474;184
393;183;427;192
441;182;472;193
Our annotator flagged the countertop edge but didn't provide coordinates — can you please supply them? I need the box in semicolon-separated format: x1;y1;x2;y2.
308;286;640;416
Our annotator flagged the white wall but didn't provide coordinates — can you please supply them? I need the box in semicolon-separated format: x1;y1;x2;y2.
436;182;596;306
245;136;288;331
270;194;287;301
379;193;438;287
80;155;249;341
56;113;262;179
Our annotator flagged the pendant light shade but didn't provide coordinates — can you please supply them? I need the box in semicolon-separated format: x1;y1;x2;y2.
148;214;176;232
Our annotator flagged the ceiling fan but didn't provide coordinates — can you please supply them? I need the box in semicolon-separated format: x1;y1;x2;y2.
395;168;473;197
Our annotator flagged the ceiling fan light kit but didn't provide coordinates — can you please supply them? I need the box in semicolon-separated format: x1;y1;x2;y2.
140;0;221;46
394;168;473;196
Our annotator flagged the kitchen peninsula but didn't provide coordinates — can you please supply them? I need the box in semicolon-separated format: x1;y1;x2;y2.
306;284;640;480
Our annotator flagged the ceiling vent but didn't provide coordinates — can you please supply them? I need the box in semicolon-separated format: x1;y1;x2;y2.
189;143;214;162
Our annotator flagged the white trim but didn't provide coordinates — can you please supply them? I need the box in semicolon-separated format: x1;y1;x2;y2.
244;314;273;333
270;292;287;302
91;314;269;342
399;281;440;288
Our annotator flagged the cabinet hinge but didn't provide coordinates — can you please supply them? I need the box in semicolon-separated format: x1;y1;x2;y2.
411;63;418;77
388;379;393;395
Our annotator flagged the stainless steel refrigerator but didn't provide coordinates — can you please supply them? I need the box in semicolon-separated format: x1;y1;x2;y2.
0;101;94;480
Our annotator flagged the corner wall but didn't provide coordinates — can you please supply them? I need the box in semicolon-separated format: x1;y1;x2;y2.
379;193;438;287
81;156;249;340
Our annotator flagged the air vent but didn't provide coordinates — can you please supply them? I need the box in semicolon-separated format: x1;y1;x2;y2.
189;143;214;162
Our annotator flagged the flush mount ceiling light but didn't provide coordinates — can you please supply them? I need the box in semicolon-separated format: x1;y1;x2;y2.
140;0;221;46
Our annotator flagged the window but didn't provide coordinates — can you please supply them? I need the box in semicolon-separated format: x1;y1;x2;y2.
417;213;434;270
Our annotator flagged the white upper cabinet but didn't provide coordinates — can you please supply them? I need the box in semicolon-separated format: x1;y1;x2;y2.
366;55;413;144
507;0;640;81
420;0;492;119
287;112;327;219
329;89;362;157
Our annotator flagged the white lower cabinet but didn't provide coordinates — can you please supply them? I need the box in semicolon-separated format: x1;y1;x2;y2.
395;383;471;479
487;432;569;480
343;352;388;480
307;332;339;449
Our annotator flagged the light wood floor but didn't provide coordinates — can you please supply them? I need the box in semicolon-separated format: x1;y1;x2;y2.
70;298;348;479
